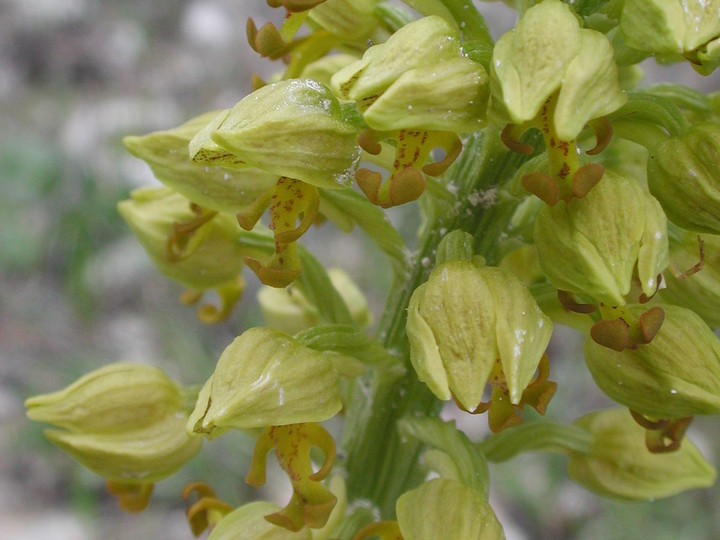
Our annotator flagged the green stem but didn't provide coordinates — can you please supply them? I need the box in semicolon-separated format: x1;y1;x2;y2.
342;128;543;517
478;421;594;463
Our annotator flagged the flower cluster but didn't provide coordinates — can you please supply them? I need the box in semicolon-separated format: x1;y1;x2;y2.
25;0;720;538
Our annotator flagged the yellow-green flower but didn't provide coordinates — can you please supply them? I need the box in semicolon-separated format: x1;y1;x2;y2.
406;260;555;432
331;16;489;207
492;0;626;204
190;79;360;286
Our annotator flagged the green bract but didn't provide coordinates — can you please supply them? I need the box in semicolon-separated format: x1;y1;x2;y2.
406;260;552;409
648;122;720;234
567;408;716;500
117;187;245;290
25;363;201;482
331;16;489;132
585;305;720;419
396;479;505;540
123;112;278;214
620;0;720;73
491;0;626;140
661;231;720;328
187;328;342;437
534;170;668;306
189;79;360;189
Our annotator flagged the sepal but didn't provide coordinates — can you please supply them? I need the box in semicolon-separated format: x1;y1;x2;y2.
187;328;342;437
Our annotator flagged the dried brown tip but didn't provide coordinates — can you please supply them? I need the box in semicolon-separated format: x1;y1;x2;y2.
586;116;613;155
246;18;287;59
358;130;382;155
501;123;534;155
522;172;560;206
591;318;630;351
672;235;705;279
106;480;154;513
421;134;462;176
644;416;693;454
244;256;301;288
572;163;604;199
638;306;665;344
355;168;382;206
388;167;425;207
558;290;597;314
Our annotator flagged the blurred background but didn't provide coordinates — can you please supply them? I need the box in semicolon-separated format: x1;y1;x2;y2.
1;1;719;539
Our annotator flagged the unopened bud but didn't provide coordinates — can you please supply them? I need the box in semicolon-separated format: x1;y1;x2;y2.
568;408;715;500
25;363;201;483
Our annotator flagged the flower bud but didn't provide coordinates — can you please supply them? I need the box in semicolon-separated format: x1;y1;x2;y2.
395;479;505;540
567;408;716;500
584;304;720;419
207;501;311;540
25;363;201;483
123;112;278;215
491;0;625;141
258;268;371;335
190;79;360;190
331;16;489;133
534;170;668;306
187;328;342;437
406;260;553;422
661;231;720;328
648;122;720;234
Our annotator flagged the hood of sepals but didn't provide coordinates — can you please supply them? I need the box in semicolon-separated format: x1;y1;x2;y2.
407;260;552;411
190;79;360;191
117;187;245;291
620;0;720;55
534;170;669;307
585;304;720;420
648;122;720;235
123;112;278;215
395;478;505;540
491;0;626;140
330;16;490;133
25;363;201;483
567;408;716;501
307;0;379;40
660;230;720;328
207;501;311;540
186;328;342;437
